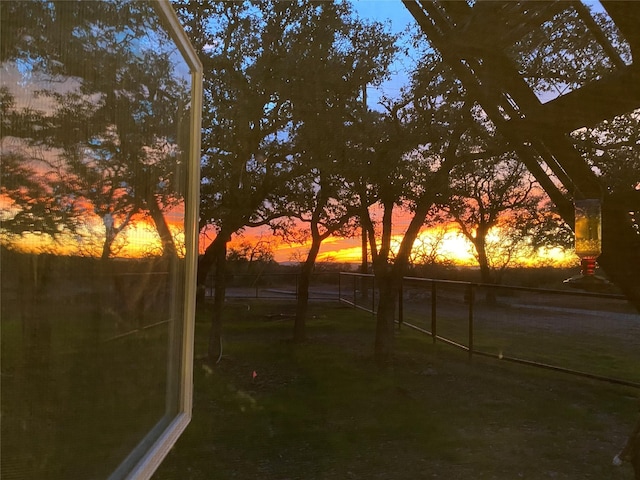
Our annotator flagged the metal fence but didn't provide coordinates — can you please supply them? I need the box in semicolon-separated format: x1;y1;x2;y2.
339;272;640;389
204;270;640;388
204;272;341;300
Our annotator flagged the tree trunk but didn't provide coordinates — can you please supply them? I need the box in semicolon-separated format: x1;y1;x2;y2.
147;193;177;258
360;226;369;299
197;233;217;288
374;265;400;367
369;158;460;367
474;237;497;304
476;244;492;284
197;229;231;304
101;238;112;260
294;237;321;343
101;223;115;261
371;191;439;366
207;231;231;364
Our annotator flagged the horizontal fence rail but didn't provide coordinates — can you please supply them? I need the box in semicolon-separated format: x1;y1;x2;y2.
204;272;341;301
339;272;640;389
206;270;640;389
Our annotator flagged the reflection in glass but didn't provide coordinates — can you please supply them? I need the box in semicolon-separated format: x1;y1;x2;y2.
1;1;197;478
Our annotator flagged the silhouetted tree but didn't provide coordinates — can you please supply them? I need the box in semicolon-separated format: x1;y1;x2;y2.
403;227;452;269
356;42;530;365
175;0;396;358
0;149;80;241
267;1;396;342
438;154;568;288
175;0;304;362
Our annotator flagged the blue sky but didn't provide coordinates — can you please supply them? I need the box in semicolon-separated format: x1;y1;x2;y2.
351;0;415;34
351;0;418;108
349;0;612;108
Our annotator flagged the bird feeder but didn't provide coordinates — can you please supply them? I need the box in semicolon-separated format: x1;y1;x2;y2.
564;198;610;291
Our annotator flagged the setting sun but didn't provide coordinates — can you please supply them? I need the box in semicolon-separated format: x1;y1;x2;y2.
222;223;576;268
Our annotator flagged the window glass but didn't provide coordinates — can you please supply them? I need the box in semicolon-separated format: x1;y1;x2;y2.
1;1;200;478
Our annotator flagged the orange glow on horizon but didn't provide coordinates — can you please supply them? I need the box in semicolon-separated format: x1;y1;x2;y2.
218;224;577;268
7;217;576;268
7;208;575;267
4;213;186;259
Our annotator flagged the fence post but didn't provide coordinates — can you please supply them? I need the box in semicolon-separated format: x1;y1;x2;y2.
468;283;475;360
431;281;437;344
372;275;376;316
353;275;357;309
398;282;403;329
295;274;298;300
338;273;342;302
361;272;368;300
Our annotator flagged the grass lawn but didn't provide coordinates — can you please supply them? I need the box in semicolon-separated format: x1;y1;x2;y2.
153;299;639;480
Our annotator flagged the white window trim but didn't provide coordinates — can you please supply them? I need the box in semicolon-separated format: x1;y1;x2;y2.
109;2;203;479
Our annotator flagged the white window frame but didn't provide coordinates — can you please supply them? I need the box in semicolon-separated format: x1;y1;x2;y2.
108;2;202;479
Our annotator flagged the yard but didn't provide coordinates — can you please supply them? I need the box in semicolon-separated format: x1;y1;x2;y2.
153;299;640;479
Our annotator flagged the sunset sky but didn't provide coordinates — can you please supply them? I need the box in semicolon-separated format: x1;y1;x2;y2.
222;211;577;268
2;0;584;269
